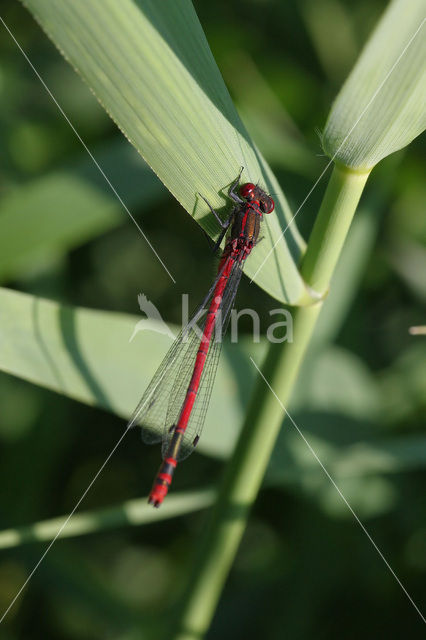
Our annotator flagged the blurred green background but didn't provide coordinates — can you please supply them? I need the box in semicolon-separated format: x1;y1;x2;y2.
0;0;425;638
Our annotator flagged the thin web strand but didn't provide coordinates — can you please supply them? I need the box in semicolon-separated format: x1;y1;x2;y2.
250;356;426;625
250;18;425;284
0;14;175;283
0;426;132;624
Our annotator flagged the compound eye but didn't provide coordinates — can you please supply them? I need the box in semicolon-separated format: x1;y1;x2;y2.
263;197;275;214
239;182;256;199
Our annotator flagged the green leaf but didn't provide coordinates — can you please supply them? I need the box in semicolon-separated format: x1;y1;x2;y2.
0;139;164;281
268;419;426;517
322;0;426;170
294;346;382;421
0;287;248;458
0;489;215;548
2;285;425;517
380;343;426;423
22;0;308;305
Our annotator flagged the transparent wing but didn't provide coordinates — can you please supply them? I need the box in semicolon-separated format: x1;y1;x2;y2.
128;269;220;441
128;325;197;443
161;257;244;461
129;254;244;462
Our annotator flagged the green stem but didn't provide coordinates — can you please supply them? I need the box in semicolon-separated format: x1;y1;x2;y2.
301;165;371;293
172;165;370;640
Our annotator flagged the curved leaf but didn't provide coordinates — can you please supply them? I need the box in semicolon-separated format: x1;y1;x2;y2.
322;0;426;169
0;287;249;458
22;0;308;304
0;139;164;281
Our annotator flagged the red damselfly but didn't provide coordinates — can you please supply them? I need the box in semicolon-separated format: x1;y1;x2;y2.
129;169;274;507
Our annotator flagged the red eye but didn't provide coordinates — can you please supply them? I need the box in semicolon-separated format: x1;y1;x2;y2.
239;182;256;199
264;197;274;213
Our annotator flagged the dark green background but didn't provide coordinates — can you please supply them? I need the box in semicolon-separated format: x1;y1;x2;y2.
0;1;425;638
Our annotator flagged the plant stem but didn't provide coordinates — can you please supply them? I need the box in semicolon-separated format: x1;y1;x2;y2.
172;165;370;640
300;165;371;293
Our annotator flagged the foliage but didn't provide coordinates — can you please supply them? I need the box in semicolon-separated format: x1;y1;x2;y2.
0;1;425;638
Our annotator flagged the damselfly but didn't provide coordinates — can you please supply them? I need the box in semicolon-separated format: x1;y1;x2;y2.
129;169;274;506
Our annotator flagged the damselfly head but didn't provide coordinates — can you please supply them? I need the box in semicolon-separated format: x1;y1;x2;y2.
240;183;274;213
